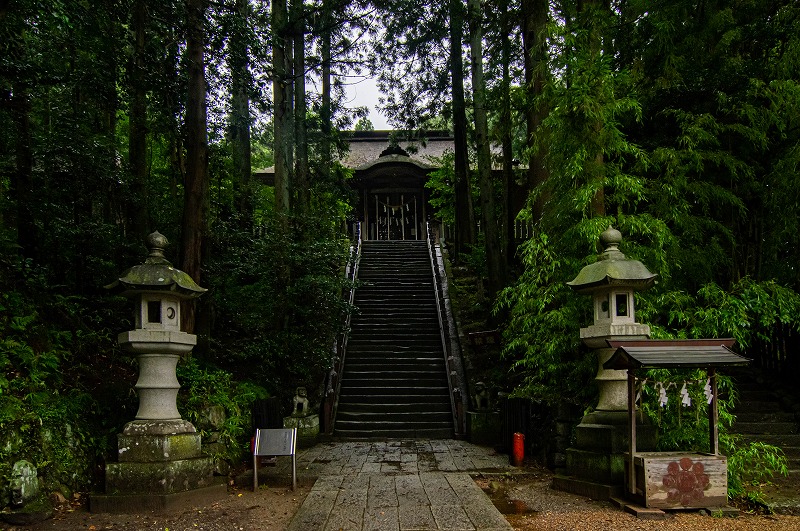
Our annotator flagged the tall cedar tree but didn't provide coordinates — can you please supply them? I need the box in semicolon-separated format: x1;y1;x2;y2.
449;0;475;259
468;0;506;300
181;0;210;333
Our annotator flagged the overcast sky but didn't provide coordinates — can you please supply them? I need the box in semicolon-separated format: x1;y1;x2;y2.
345;77;391;130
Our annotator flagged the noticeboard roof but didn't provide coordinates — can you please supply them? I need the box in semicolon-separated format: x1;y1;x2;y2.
603;339;750;370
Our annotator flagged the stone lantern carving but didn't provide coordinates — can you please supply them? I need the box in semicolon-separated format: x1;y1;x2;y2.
553;226;658;500
91;231;223;513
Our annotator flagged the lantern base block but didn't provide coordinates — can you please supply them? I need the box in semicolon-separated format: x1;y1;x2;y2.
90;483;226;514
92;419;222;513
552;473;623;501
553;417;656;500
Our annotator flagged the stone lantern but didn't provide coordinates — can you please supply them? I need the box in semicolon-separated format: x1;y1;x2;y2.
109;230;205;424
553;226;657;500
566;226;656;414
91;231;224;513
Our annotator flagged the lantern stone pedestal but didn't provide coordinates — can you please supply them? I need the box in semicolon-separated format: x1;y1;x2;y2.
90;232;225;513
552;227;658;500
282;415;319;449
467;411;502;446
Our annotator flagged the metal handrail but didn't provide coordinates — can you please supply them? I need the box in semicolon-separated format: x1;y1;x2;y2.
323;221;362;435
426;222;465;437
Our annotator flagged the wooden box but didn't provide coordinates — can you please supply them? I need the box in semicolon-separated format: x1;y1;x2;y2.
631;452;727;509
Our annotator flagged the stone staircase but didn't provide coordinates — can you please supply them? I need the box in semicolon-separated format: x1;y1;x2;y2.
334;240;454;439
730;367;800;514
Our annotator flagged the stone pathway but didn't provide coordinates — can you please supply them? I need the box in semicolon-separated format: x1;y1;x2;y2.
269;439;514;530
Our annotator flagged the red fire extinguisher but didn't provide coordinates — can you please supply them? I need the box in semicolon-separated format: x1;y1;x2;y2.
512;432;525;466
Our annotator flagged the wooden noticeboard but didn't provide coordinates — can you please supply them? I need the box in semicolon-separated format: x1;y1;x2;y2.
632;452;727;509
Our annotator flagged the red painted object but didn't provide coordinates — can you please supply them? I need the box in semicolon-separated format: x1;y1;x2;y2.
512;432;525;466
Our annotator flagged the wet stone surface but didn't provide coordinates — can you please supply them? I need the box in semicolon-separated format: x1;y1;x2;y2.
266;439;515;531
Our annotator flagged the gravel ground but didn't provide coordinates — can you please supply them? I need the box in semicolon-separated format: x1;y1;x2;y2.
478;466;800;531
5;467;800;530
1;483;309;531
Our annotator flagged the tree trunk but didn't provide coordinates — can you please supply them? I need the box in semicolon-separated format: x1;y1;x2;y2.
320;0;332;176
292;0;309;216
230;0;253;223
468;0;504;300
181;0;209;334
522;0;550;222
449;0;474;259
272;0;291;217
129;0;150;239
500;0;515;268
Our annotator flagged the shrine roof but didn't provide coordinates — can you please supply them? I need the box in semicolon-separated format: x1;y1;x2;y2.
342;131;454;169
603;339;750;370
254;130;455;180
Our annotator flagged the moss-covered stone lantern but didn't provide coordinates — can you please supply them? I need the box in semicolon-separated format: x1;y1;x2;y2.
91;231;223;513
553;226;658;500
107;230;206;422
567;226;656;412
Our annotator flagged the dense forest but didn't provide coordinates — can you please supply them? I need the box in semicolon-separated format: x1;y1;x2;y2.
1;0;799;502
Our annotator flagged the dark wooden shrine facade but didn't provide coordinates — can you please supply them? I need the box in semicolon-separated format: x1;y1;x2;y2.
254;130;529;241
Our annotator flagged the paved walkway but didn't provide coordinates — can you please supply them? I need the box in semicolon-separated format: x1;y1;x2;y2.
269;439;515;530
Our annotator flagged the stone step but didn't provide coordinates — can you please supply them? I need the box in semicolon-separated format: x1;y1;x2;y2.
337;393;450;405
347;338;442;347
734;421;798;435
344;363;445;373
346;347;443;356
355;293;434;300
358;271;430;277
736;390;783;402
340;382;449;393
736;411;797;423
355;289;434;296
354;297;436;305
344;350;444;358
740;434;800;455
343;364;445;373
734;400;784;413
338;385;450;396
334;426;453;439
347;340;442;348
345;365;445;373
357;285;432;294
348;329;442;338
350;321;440;330
350;323;440;330
354;300;435;307
347;338;442;346
336;410;452;422
342;368;446;378
345;349;444;357
339;400;452;414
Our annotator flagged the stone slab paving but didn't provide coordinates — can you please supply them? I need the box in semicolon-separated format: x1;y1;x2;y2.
272;439;513;530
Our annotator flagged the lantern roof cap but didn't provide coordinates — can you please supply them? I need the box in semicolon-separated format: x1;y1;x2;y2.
106;231;207;299
566;226;657;293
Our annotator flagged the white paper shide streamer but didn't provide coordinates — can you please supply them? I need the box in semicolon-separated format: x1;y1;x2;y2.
658;382;668;408
704;378;714;405
680;383;691;407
